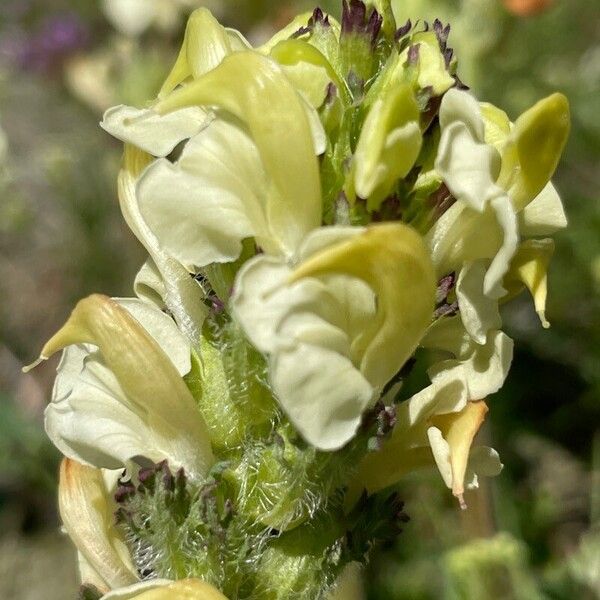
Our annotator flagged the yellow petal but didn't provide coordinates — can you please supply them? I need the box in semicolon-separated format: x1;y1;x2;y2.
270;39;348;104
430;400;489;507
154;51;321;255
159;8;247;98
59;459;138;590
504;238;555;328
289;223;436;386
29;294;213;478
354;83;422;210
499;93;570;210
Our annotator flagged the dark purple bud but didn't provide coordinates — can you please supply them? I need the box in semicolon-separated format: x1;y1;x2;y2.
291;25;311;38
324;82;338;105
394;18;412;40
436;271;456;304
434;301;459;319
444;46;454;66
210;294;225;314
377;404;397;434
310;7;330;27
160;461;174;491
138;464;160;491
341;0;382;45
114;480;136;503
367;8;383;43
406;44;420;66
428;182;455;219
342;0;367;34
292;6;330;38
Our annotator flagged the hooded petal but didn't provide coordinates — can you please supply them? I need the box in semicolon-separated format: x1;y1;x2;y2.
498;93;570;211
432;89;522;297
426;195;519;299
133;258;166;310
232;228;375;450
135;118;275;266
354;84;422;210
154;51;322;258
33;295;213;477
234;224;434;449
59;459;138;591
290;223;436;386
269;39;334;109
159;8;249;98
484;196;520;298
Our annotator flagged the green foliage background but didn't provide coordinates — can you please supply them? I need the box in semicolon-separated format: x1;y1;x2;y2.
0;0;598;598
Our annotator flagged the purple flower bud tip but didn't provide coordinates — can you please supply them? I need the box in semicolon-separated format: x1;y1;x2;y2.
395;19;412;41
407;44;420;65
341;0;382;45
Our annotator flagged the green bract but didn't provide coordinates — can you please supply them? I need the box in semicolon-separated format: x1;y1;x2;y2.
29;2;570;598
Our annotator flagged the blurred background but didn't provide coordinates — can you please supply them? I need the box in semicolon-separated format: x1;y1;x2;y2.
0;0;598;598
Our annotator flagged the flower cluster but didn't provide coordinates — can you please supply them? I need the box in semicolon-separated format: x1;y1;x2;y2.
27;1;569;598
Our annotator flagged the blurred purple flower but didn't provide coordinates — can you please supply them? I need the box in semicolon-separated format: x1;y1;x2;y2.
2;12;90;74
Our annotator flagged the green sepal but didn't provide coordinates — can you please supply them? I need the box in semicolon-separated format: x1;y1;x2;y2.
185;321;276;454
